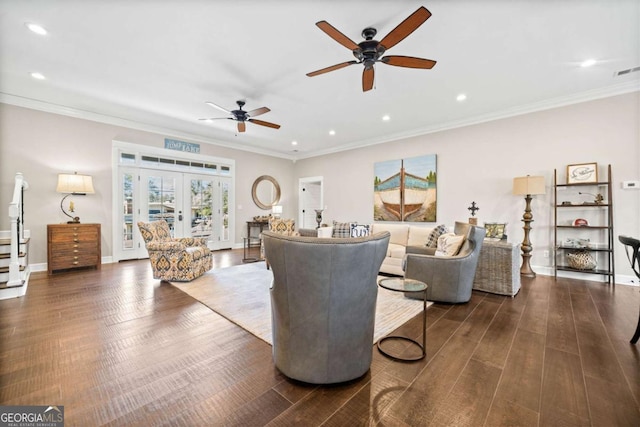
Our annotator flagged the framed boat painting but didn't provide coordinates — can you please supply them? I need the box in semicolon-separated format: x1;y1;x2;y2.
374;154;437;222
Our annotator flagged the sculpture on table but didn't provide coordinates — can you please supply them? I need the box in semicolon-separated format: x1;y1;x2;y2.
315;209;324;229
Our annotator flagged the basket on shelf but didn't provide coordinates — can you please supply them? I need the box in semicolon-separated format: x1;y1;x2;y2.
566;250;597;270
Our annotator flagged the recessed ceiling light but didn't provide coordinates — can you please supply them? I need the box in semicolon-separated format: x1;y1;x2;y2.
580;59;597;68
382;115;390;121
30;72;45;80
291;141;298;146
456;94;467;101
329;130;335;136
25;23;47;35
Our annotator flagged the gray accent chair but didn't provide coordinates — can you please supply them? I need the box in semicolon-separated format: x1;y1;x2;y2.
262;230;390;384
404;225;485;303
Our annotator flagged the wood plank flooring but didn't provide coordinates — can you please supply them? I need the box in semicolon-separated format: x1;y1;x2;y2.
1;249;639;426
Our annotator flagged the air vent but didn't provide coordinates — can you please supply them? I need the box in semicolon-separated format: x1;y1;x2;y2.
615;66;640;76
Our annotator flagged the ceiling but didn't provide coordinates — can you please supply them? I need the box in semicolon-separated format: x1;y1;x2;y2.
1;0;639;160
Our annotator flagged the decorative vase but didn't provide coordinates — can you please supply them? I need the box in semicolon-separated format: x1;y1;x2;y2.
315;209;324;229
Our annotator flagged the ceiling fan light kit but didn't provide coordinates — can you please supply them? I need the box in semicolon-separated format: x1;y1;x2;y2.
306;6;437;91
200;100;281;133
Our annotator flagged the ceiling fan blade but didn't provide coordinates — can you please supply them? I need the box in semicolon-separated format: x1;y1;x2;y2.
248;119;281;129
237;121;246;132
247;106;270;117
198;117;231;121
362;67;374;92
205;101;231;114
379;6;431;50
307;60;358;77
315;21;359;50
381;55;437;69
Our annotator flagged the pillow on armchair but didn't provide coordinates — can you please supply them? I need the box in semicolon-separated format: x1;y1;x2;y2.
269;218;296;236
435;233;466;257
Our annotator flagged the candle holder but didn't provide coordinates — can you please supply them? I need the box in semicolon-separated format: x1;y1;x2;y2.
315;209;324;229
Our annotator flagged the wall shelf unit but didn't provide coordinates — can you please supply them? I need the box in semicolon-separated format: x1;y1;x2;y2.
553;164;614;284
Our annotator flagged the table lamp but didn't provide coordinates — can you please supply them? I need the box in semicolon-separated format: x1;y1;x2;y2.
56;172;95;223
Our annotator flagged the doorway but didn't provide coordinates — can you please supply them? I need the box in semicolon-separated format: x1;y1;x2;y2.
298;176;324;229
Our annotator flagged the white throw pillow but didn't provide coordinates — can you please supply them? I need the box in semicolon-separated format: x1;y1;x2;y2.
435;233;466;256
350;223;370;238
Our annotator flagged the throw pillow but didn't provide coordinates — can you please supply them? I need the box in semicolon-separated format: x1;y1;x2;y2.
350;223;370;238
426;224;448;248
332;221;355;238
270;218;295;236
435;233;466;256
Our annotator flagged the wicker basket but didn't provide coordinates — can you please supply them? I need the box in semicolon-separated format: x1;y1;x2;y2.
566;250;596;270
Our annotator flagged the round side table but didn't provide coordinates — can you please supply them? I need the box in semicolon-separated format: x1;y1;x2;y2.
377;277;428;362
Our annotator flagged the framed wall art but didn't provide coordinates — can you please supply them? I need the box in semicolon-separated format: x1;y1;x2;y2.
567;162;598;184
374;154;437;222
484;222;507;240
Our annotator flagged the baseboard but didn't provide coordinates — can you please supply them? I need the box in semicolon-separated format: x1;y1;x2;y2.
532;265;638;286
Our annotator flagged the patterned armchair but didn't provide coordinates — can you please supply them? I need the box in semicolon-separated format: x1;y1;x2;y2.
137;220;212;282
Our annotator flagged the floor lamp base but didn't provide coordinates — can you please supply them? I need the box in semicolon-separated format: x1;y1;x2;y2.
520;255;536;277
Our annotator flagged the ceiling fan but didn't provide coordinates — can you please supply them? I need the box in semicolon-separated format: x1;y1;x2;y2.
306;6;437;92
200;100;281;133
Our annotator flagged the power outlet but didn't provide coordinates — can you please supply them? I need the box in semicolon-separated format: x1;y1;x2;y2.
543;250;550;258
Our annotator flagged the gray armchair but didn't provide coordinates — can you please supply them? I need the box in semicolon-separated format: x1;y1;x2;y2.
404;225;485;303
262;230;390;384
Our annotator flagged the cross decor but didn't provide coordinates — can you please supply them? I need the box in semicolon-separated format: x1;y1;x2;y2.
468;201;479;225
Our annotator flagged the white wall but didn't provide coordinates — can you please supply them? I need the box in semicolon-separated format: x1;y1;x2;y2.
293;92;640;278
0;103;293;264
2;92;638;279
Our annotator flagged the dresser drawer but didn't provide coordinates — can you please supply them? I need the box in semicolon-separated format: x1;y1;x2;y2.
47;223;101;274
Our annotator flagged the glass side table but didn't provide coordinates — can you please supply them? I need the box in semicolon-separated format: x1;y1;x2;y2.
377;277;428;362
242;237;262;263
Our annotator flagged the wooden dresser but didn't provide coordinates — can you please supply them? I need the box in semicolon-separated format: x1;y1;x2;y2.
47;223;101;275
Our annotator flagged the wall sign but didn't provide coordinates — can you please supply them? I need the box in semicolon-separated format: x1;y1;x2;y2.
164;138;200;153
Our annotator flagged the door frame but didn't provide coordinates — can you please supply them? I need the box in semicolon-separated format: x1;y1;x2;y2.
298;176;324;229
111;140;235;262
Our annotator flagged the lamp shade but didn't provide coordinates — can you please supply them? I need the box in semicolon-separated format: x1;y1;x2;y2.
271;205;282;215
513;175;545;196
56;173;95;194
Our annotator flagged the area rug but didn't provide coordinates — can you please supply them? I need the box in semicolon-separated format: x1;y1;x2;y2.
171;262;431;345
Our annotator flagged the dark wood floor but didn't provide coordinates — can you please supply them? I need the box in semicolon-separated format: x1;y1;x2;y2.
1;249;639;426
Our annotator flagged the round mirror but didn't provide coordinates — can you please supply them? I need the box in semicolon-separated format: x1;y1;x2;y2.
252;175;281;210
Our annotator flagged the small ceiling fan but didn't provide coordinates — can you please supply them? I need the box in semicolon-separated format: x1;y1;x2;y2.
200;100;281;133
307;6;437;91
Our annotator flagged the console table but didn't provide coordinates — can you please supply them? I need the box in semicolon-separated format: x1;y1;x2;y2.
473;239;521;296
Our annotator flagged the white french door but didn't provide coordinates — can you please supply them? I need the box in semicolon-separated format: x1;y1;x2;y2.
114;167;233;261
183;173;231;250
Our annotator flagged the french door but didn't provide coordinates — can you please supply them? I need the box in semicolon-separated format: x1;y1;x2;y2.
115;169;232;261
183;173;231;250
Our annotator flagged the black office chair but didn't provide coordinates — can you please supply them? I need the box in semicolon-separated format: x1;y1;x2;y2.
618;235;640;344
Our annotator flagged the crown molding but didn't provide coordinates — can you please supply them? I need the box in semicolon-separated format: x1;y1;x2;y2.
294;81;640;160
0;93;297;161
2;80;638;162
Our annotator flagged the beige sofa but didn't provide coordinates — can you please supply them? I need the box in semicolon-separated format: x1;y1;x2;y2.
370;223;438;276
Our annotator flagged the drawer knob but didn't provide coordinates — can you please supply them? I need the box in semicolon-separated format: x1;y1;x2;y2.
72;261;79;265
73;239;79;243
